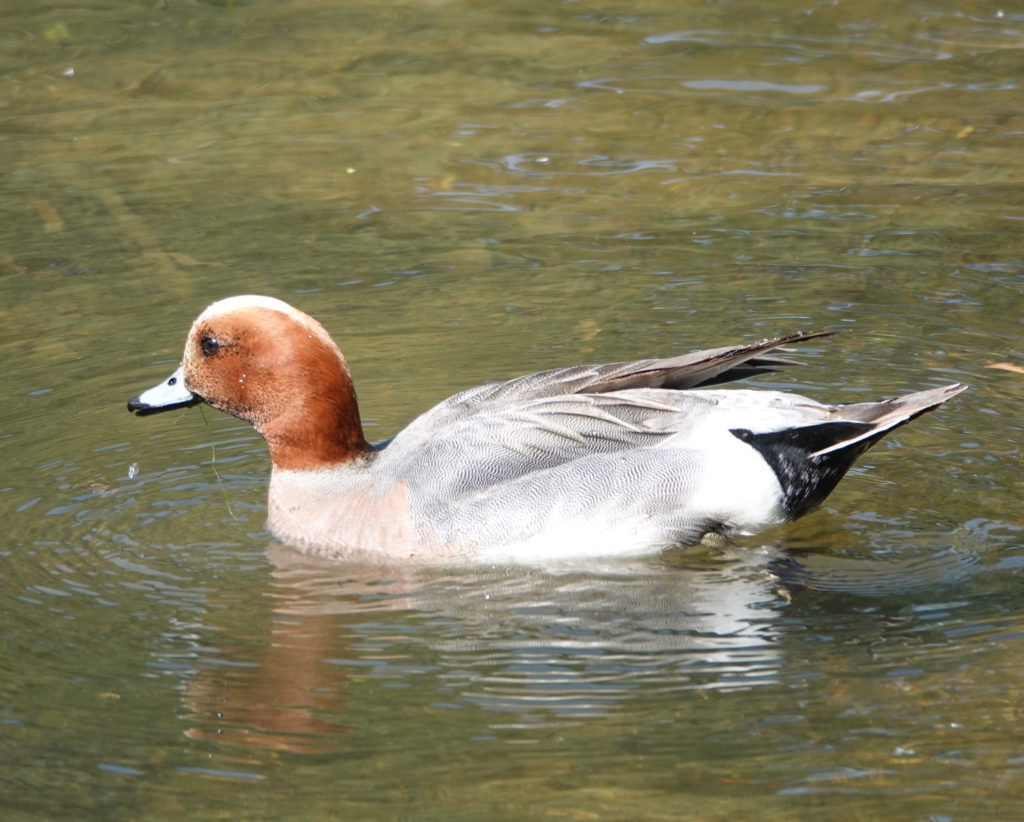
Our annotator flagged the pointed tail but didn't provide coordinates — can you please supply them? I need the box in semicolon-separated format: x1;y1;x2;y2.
732;383;967;518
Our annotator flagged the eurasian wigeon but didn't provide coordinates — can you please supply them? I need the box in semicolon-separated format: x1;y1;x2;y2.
128;295;966;563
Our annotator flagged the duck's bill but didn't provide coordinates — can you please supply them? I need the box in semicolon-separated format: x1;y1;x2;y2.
127;366;202;416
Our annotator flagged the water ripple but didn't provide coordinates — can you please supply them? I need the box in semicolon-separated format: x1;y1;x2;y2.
496;152;677;177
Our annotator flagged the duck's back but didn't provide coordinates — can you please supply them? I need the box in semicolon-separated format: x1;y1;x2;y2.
371;368;964;561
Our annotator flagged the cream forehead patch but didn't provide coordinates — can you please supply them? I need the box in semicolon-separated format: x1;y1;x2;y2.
191;295;340;353
197;295;300;324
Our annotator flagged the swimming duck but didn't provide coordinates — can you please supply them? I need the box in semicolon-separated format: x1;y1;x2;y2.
128;295;965;562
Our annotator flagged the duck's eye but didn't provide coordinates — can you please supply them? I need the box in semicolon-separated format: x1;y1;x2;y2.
200;337;220;357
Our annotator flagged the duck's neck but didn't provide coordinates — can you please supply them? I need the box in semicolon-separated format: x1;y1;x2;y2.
260;377;370;471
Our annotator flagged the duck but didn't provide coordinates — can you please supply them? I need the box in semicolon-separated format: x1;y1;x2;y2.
128;295;966;563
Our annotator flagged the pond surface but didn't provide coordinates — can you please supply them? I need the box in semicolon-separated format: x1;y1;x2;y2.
1;0;1022;819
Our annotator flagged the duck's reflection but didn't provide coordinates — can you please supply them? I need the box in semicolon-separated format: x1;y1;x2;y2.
181;543;790;752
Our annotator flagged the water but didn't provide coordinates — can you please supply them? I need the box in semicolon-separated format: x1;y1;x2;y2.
1;0;1022;818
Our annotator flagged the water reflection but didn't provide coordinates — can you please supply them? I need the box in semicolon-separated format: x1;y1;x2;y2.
181;611;354;753
173;514;1024;757
180;544;788;753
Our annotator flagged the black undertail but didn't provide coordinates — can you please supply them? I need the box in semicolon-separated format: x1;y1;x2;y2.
729;422;884;519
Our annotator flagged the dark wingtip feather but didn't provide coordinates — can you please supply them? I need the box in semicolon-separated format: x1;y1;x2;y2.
583;329;838;394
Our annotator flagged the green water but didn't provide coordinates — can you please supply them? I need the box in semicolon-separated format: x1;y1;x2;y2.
1;0;1022;819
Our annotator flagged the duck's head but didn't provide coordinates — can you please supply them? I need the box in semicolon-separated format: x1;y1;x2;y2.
128;295;369;470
